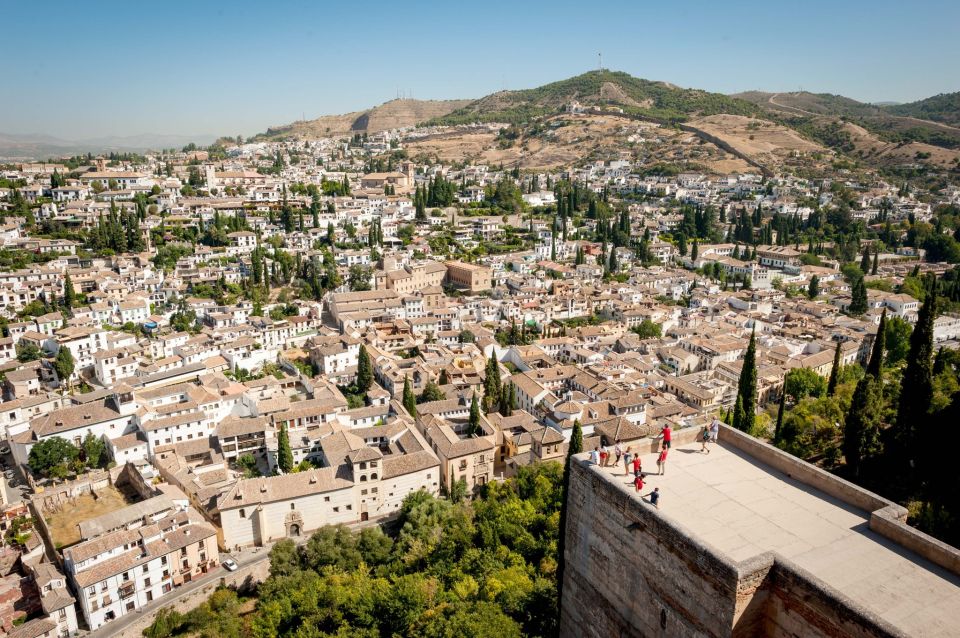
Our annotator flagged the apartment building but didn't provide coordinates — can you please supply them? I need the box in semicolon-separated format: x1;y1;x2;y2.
63;512;218;630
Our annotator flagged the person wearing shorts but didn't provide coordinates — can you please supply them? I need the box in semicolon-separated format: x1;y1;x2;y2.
622;447;633;475
660;425;672;449
657;446;668;475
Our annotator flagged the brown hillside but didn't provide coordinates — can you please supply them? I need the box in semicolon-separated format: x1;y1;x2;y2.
261;99;472;139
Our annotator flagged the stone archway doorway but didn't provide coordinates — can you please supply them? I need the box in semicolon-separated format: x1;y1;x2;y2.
289;523;301;537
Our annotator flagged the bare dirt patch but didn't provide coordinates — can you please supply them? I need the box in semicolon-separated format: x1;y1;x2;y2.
44;484;136;548
842;122;960;167
688;114;824;163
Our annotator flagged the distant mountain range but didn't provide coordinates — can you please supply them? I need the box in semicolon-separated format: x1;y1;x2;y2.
0;132;217;161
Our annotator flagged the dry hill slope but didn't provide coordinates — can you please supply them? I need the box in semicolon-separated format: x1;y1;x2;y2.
258;98;472;139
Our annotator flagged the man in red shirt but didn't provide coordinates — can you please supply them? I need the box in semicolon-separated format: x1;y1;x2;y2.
660;425;672;449
632;455;642;478
634;474;644;492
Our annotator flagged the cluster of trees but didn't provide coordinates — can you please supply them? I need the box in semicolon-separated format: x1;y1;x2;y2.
147;465;563;638
86;202;145;254
494;318;535;347
772;275;960;545
28;433;107;479
413;175;457;219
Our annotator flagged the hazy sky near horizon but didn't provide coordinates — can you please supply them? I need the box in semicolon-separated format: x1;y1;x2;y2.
2;0;958;140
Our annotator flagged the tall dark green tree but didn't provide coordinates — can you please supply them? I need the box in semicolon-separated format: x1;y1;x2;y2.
484;351;501;411
867;309;887;378
848;276;868;315
860;246;871;273
402;375;417;419
556;419;583;617
894;278;938;460
733;329;757;432
277;423;293;473
843;376;883;477
356;345;373;392
63;272;75;311
827;341;842;396
807;275;820;300
774;391;786;443
467;393;481;436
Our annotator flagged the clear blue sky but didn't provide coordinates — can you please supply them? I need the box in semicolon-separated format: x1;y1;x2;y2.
3;0;958;140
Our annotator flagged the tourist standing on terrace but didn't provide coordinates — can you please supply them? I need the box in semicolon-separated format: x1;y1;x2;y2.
622;447;633;475
657;445;668;475
660;424;672;449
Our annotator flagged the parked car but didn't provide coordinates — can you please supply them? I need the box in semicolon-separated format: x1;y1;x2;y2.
222;558;238;571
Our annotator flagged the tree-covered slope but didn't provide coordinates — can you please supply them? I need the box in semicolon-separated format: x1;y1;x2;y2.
885;92;960;127
429;70;762;126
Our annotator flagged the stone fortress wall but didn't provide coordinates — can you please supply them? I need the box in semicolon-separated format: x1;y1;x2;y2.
559;425;960;638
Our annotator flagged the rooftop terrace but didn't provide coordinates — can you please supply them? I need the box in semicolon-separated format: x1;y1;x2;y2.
590;436;960;637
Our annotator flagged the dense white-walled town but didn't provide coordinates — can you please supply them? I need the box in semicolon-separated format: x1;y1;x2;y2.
0;120;958;638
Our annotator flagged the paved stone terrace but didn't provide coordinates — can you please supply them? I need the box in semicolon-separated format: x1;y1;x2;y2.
592;440;960;637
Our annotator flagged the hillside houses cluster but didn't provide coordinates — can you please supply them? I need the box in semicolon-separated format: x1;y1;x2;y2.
0;127;957;635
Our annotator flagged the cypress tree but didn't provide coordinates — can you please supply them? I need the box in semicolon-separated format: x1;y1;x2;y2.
895;277;937;459
867;309;887;378
277;423;293;473
860;246;871;273
848;276;868;315
733;329;757;432
499;386;512;417
556;419;583;616
691;240;699;262
827;341;842;396
356;345;372;392
468;392;481;436
808;275;820;300
732;395;746;433
484;351;501;410
438;368;449;386
63;272;75;311
843;376;883;477
402;375;417;419
774;391;786;443
871;251;879;275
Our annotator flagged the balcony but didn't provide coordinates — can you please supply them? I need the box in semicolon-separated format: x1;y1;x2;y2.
119;583;135;598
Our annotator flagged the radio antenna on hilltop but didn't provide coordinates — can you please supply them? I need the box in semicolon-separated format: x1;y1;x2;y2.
598;52;603;72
